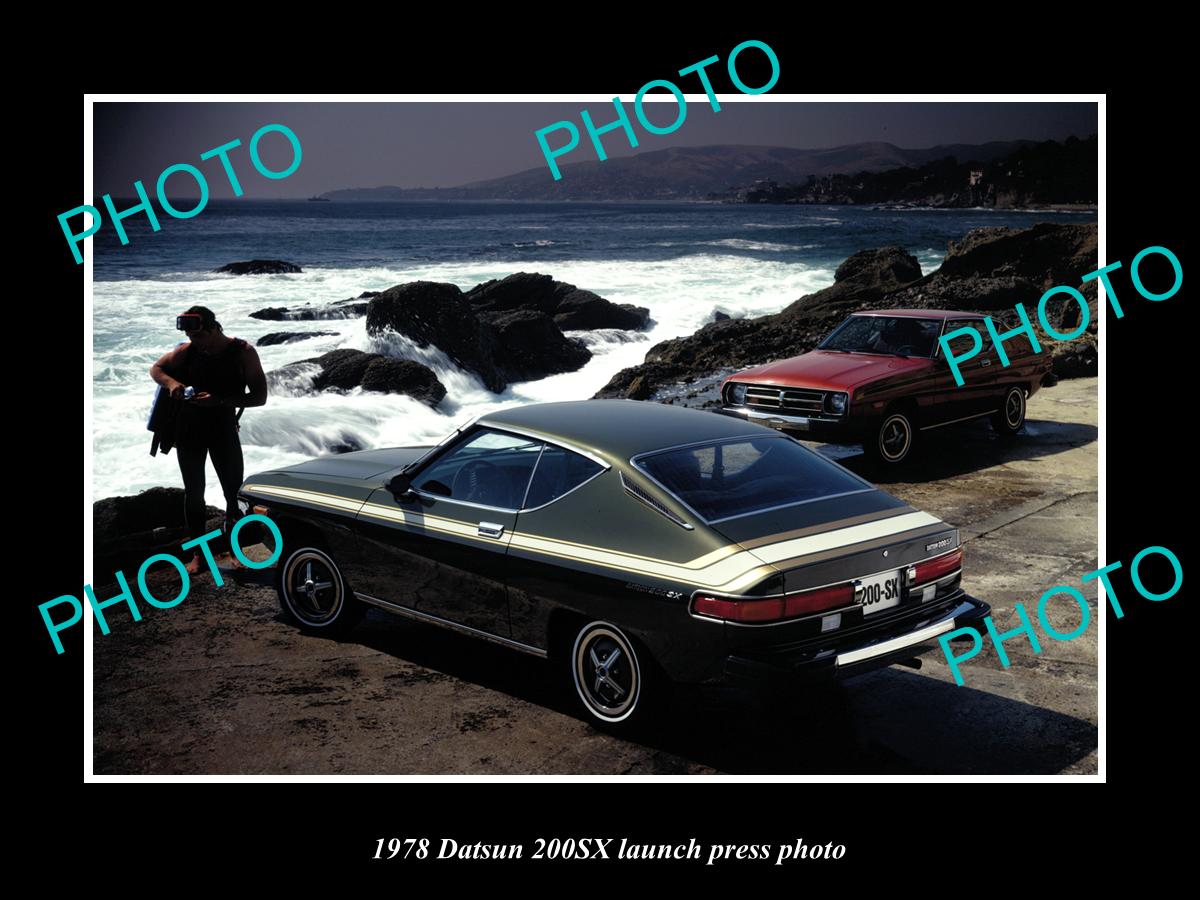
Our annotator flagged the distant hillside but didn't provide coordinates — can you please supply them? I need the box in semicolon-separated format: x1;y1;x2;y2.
321;140;1034;202
719;135;1097;208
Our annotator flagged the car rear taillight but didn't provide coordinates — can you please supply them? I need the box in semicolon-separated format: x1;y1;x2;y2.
693;582;854;624
911;547;963;586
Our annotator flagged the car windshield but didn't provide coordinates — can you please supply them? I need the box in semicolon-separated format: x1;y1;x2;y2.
633;436;870;523
819;315;942;358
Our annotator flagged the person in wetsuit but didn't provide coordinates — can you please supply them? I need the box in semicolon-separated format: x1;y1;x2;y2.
150;306;268;575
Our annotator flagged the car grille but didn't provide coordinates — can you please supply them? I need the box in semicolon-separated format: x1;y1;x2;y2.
743;385;826;414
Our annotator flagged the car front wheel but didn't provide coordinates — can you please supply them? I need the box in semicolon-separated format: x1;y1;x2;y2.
866;409;917;465
277;545;364;635
570;621;655;732
992;386;1027;436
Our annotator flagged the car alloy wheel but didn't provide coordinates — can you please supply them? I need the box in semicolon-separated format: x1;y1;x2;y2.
993;386;1027;435
279;546;349;628
876;412;913;463
572;621;642;725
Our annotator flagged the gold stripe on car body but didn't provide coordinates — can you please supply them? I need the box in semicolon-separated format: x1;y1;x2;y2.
243;483;369;514
763;524;953;570
742;511;943;565
250;486;951;594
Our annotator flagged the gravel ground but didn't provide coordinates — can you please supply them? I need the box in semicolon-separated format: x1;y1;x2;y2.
93;378;1098;775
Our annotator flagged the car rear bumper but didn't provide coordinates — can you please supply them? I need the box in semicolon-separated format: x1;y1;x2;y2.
717;406;864;442
718;594;990;688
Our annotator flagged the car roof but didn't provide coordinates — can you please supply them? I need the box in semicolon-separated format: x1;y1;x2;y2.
478;400;769;462
852;309;984;320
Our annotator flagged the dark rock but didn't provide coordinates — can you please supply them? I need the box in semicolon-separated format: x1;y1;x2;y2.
554;290;650;330
713;311;731;322
1050;337;1097;378
834;246;923;286
937;222;1096;288
479;309;591;381
366;281;507;392
357;291;381;299
465;272;567;314
366;279;595;391
623;375;653;400
788;246;923;317
215;259;302;275
271;349;445;406
359;358;449;404
257;331;339;346
250;302;366;321
93;487;223;577
885;275;1042;311
465;271;650;331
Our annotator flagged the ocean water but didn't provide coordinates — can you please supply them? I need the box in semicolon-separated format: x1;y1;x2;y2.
91;200;1095;506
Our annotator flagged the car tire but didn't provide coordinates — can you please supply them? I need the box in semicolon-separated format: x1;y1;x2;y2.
992;386;1027;436
568;620;658;733
276;545;364;636
865;408;917;465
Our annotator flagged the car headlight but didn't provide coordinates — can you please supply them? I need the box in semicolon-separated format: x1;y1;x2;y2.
825;392;848;414
729;383;747;406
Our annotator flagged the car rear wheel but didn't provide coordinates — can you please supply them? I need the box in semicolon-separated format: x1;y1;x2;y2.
865;409;917;465
277;546;364;635
992;386;1027;436
569;621;656;732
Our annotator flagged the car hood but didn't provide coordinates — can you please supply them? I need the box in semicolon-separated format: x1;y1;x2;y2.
733;350;934;391
272;446;432;480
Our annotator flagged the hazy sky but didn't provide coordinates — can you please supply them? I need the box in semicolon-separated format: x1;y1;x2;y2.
94;101;1097;198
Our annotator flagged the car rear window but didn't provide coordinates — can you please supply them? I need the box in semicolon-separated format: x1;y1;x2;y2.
633;436;870;522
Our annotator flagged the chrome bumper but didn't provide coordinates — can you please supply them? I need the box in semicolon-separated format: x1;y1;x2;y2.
834;599;976;667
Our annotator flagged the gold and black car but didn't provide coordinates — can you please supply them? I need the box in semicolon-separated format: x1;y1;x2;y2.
238;400;989;731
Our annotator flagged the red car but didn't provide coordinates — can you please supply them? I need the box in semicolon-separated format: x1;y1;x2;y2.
720;309;1054;464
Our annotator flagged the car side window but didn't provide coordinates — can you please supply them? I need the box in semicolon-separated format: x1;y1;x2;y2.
943;319;992;358
524;444;604;508
413;428;543;510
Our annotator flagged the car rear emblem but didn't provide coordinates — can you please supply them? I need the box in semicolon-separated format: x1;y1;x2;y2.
882;549;889;557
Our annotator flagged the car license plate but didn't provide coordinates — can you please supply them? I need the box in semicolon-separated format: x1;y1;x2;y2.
858;569;901;615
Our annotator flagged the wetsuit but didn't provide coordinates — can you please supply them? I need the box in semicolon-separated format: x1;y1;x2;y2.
175;337;249;555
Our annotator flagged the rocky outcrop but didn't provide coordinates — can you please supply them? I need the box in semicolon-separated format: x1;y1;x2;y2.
479;309;590;382
554;291;649;330
93;487;223;577
215;259;302;275
935;222;1097;287
366;279;595;392
464;272;650;331
366;282;508;391
250;298;367;321
595;223;1098;399
257;331;339;346
271;349;446;406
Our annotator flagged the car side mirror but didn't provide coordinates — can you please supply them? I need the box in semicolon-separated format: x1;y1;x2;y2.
387;472;415;499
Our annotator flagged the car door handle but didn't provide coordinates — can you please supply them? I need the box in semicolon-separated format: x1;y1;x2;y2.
477;521;505;539
980;359;991;367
